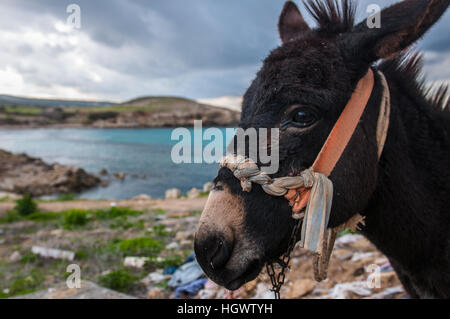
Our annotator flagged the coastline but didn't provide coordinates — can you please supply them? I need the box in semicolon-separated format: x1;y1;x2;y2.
0;149;101;197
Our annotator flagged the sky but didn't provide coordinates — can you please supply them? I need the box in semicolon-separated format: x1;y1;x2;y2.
0;0;449;109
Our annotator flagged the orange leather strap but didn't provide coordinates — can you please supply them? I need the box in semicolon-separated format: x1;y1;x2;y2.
286;69;375;213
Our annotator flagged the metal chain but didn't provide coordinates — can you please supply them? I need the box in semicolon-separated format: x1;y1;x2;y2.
266;217;302;299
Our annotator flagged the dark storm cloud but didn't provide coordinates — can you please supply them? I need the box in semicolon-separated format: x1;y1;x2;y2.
0;0;448;101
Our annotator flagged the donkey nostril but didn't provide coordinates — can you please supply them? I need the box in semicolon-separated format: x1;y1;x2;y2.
208;237;231;270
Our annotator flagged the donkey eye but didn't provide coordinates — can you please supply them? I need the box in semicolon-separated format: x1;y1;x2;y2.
283;107;318;129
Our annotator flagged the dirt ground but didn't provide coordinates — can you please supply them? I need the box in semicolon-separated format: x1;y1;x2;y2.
0;196;405;299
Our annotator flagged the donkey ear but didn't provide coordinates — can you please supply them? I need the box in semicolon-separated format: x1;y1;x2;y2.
278;1;310;43
347;0;449;61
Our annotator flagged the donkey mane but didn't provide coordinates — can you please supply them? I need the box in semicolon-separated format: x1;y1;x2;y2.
305;0;356;34
380;52;450;114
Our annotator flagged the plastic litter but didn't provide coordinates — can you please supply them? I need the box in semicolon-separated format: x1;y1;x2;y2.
175;278;207;298
327;281;372;299
380;262;394;272
184;252;196;263
163;265;178;275
168;260;204;289
31;246;75;261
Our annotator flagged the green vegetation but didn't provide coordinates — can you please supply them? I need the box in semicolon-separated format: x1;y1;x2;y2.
62;209;89;229
99;269;139;293
94;207;143;220
56;193;77;201
26;211;60;222
1;105;43;116
20;252;38;264
109;217;145;230
156;278;170;291
0;210;22;223
0;206;147;229
146;255;185;269
15;194;38;217
150;225;171;237
7;270;45;297
338;228;357;236
117;237;164;257
0;196;9;202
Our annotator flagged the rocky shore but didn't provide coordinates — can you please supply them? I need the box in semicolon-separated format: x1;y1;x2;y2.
0;149;100;196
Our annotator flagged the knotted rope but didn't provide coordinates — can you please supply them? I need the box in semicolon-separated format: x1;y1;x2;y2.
220;155;314;197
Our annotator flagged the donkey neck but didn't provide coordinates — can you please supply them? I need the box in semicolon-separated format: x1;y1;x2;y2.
361;71;450;297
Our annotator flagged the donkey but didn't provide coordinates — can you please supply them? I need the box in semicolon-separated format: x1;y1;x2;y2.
194;0;450;298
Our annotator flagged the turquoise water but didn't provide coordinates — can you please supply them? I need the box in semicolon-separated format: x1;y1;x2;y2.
0;128;235;200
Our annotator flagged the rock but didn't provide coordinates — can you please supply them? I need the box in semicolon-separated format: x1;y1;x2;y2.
352;267;366;277
167;212;190;218
114;172;126;180
287;279;315;298
31;246;75;261
379;271;398;287
179;240;192;249
132;194;152;201
0;150;101;196
101;270;112;276
334;249;353;261
147;288;165;299
140;272;168;286
366;286;405;299
50;229;64;237
203;182;214;193
175;231;194;241
335;234;365;248
11;281;136;299
327;281;372;299
166;242;180;250
187;188;201;199
123;257;149;269
252;283;274;299
99;169;108;176
351;252;375;262
9;251;22;263
165;188;181;199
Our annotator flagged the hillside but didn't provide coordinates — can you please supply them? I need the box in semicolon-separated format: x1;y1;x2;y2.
0;94;113;108
0;95;240;128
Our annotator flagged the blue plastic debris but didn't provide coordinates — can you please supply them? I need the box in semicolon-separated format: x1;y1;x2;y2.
163;265;178;275
184;252;195;263
168;260;204;289
174;278;207;298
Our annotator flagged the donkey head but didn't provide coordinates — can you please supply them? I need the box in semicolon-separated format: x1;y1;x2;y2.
195;0;449;290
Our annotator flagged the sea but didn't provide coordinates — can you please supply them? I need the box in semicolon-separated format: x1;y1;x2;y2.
0;128;235;200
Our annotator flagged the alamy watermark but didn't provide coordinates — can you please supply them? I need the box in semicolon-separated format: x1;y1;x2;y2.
66;4;81;29
366;264;382;289
66;264;81;289
367;4;381;29
171;121;280;174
